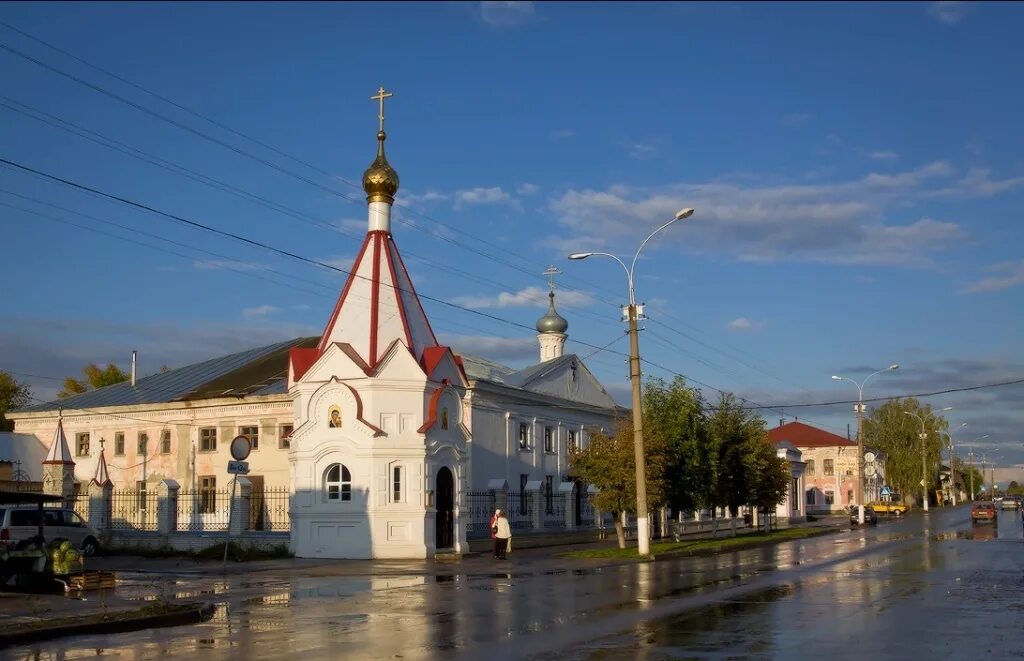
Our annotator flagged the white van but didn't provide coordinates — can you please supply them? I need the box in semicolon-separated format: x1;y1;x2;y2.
0;507;102;556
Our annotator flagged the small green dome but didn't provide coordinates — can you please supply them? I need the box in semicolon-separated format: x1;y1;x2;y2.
536;291;568;334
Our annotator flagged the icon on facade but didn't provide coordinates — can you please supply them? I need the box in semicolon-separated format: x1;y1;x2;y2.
328;405;343;428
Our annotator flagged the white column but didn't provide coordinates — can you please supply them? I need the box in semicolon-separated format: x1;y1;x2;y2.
368;201;392;232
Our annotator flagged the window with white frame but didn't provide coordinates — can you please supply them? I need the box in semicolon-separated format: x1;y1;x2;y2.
544;427;554;453
199;476;216;513
76;433;90;457
279;424;293;450
200;427;217;452
114;432;124;456
325;463;351;501
239;425;259;451
392;465;403;503
825;490;835;505
518;423;530;450
567;429;578;452
137;432;148;456
160;430;171;454
823;459;834;476
805;459;815;476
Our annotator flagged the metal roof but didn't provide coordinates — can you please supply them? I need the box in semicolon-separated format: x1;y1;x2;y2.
16;337;318;413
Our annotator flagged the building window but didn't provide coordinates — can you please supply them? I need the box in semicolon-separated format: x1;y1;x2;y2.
825;490;835;506
805;459;814;476
823;459;834;476
114;432;124;456
279;424;293;450
545;475;554;514
325;463;351;501
392;465;402;503
137;481;148;510
160;430;171;454
846;468;853;476
441;408;449;430
568;430;578;452
200;428;217;452
239;425;259;451
518;423;530;450
544;427;554;453
199;476;216;513
847;490;853;505
76;433;90;457
137;433;148;456
807;490;816;505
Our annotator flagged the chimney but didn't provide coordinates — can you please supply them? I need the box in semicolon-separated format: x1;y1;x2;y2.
131;350;137;387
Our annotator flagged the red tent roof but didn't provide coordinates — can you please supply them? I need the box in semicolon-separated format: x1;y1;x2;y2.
767;421;855;448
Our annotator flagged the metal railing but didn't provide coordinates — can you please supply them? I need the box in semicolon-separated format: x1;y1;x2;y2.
110;489;159;530
464;490;496;538
543;493;566;529
505;491;533;530
246;486;290;531
176;489;231;532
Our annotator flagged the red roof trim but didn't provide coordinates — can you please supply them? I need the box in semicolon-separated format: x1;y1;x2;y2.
417;380;449;434
384;237;416;356
342;382;385;436
317;233;373;354
290;347;320;383
369;232;382;368
391;237;438;347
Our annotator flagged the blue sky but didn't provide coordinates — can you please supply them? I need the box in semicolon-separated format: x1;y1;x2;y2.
2;2;1022;467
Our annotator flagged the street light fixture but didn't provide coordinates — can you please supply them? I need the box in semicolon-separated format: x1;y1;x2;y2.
831;364;899;524
903;406;953;512
568;207;696;556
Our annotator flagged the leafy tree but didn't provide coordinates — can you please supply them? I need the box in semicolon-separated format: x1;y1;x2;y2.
0;370;32;432
1007;481;1023;496
58;363;129;398
570;419;661;549
863;398;948;505
644;376;709;514
707;393;766;518
745;433;791;523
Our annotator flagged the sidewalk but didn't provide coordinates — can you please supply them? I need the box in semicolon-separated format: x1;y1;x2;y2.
0;515;848;646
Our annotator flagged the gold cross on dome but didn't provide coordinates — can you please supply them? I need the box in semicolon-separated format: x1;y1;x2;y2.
543;265;562;290
371;87;393;132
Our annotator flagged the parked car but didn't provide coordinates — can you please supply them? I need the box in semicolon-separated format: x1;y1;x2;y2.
999;496;1020;510
971;502;997;523
0;507;102;556
868;500;907;516
850;506;878;526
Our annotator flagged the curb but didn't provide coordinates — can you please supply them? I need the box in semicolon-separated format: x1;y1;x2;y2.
0;602;216;649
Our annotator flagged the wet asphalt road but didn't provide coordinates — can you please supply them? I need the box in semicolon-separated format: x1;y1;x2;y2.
8;505;1024;660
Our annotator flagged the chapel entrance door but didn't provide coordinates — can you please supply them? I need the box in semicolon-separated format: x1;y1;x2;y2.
435;467;454;550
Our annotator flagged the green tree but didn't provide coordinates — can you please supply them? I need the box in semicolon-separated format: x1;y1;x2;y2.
745;433;791;525
58;363;129;398
643;376;709;514
0;370;32;432
863;398;948;505
1007;481;1023;496
707;393;768;518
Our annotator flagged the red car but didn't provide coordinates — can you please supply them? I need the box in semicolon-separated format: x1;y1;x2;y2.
971;502;997;523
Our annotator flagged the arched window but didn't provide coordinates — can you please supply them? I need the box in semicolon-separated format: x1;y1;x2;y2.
441;407;449;430
325;463;351;501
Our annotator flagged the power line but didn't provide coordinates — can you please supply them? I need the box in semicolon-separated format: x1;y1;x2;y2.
732;377;1024;410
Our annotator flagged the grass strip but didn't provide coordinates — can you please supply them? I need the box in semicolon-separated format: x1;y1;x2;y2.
562;526;835;560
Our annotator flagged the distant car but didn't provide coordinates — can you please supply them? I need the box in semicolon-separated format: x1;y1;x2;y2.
0;506;103;556
868;500;907;516
1000;496;1020;510
850;507;878;526
971;502;997;523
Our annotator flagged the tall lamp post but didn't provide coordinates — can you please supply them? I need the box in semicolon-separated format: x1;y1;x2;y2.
831;364;899;525
904;407;953;512
944;422;968;506
569;207;695;556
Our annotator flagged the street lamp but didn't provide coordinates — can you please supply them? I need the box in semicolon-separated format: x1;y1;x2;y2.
568;207;696;556
904;406;953;512
944;422;968;506
831;364;899;524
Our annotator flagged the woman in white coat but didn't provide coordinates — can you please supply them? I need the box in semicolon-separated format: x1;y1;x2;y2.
493;509;512;559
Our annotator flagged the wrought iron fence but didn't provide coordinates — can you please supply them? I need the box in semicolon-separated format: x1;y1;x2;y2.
543;493;566;529
110;489;159;530
505;491;533;530
579;493;595;527
176;489;232;532
67;492;91;522
246;487;291;531
464;490;495;538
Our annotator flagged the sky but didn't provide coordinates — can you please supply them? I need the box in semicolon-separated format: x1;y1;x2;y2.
1;1;1022;468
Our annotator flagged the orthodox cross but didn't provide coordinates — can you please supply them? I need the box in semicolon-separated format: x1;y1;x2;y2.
371;87;393;132
543;265;562;290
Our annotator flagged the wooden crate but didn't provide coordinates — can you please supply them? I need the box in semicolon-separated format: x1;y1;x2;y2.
67;570;116;591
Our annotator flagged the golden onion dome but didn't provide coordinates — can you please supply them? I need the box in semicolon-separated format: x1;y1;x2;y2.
362;130;400;203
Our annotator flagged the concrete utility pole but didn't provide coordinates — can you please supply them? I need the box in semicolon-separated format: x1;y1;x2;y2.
904;407;953;512
832;365;899;524
569;208;695;556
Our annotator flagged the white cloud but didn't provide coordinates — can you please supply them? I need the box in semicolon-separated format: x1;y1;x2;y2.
333;217;367;234
402;190;448;206
728;317;762;332
317;254;355;271
550;129;576;141
932;167;1024;197
242;305;280;319
961;260;1024;294
454;186;512;209
517;183;540;196
477;1;537;28
451;286;592;309
869;151;900;160
624;141;657;159
928;1;970;24
782;113;812;127
548;160;977;267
